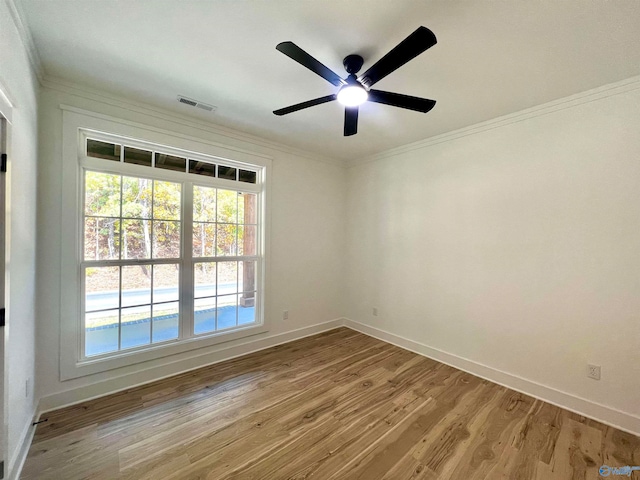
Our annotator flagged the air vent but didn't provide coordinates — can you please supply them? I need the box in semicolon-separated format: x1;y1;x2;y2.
177;95;216;113
178;97;197;107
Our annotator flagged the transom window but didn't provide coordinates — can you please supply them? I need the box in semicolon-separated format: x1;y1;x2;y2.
80;133;264;359
86;138;258;183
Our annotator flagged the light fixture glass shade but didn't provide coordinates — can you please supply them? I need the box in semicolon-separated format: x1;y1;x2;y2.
337;85;368;106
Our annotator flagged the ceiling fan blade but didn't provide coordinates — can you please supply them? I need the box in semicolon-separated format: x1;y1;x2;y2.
276;42;346;87
368;89;436;113
344;106;358;136
359;27;437;88
273;94;337;116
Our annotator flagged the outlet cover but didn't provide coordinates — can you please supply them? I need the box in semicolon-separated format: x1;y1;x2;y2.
587;364;601;380
283;310;289;320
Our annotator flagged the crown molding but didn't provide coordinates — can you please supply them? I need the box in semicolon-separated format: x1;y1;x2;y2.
349;74;640;168
5;0;45;84
41;75;346;168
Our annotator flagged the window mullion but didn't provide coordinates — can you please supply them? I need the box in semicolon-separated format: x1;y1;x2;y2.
181;181;195;340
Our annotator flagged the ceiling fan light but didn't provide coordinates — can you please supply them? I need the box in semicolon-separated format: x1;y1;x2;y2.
337;85;368;106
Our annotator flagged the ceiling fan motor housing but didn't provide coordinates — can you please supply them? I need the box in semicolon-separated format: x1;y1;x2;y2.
343;54;364;74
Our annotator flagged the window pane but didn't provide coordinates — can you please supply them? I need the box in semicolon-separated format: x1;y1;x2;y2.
238;169;257;184
153;221;181;258
153;181;181;220
194;297;216;334
84;217;120;260
189;160;215;177
216;224;237;256
152;301;179;342
238;193;257;224
238;293;256;325
122;176;152;219
122;265;151;308
155;153;186;172
218;165;237;180
85;266;119;312
153;263;179;303
216;189;237;223
239;260;256;294
85;171;121;217
124;146;152;166
84;218;98;261
193;185;216;222
194;262;216;298
216;294;237;330
238;225;256;256
122;219;151;259
193;222;215;257
85;310;119;356
121;305;151;349
217;261;238;295
87;139;121;162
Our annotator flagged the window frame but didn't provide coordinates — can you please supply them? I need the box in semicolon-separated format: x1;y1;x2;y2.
60;107;272;380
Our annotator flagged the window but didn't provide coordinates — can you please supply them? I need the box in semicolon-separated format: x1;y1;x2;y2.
60;109;270;379
192;186;258;335
83;173;183;356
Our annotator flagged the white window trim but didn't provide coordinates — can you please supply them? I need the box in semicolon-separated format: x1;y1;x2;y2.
60;107;272;380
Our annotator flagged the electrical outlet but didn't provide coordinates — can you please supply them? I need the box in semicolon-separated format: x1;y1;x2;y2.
372;307;378;316
283;310;289;321
587;364;601;380
25;378;30;398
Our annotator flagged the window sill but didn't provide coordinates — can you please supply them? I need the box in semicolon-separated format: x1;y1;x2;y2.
62;323;268;381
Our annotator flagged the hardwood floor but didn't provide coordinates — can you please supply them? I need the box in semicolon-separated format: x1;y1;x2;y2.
22;328;640;479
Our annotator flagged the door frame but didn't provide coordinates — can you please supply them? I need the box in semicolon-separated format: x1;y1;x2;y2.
0;84;13;479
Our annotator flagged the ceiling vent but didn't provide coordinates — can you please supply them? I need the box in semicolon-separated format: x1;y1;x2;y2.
177;95;217;113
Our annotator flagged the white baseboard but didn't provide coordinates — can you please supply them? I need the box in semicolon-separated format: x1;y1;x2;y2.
343;318;640;437
6;412;37;480
38;319;343;415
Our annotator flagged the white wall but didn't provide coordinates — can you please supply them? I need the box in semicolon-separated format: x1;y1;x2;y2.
0;0;39;475
36;83;347;409
345;81;640;433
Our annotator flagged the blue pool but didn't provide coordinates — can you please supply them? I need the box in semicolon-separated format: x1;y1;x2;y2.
85;305;256;357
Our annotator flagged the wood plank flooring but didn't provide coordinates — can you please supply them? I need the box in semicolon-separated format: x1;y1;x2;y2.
22;328;640;479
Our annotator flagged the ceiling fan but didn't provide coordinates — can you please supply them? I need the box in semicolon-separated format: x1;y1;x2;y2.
273;26;437;136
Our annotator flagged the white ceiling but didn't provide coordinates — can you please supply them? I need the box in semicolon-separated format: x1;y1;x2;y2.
17;0;640;162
